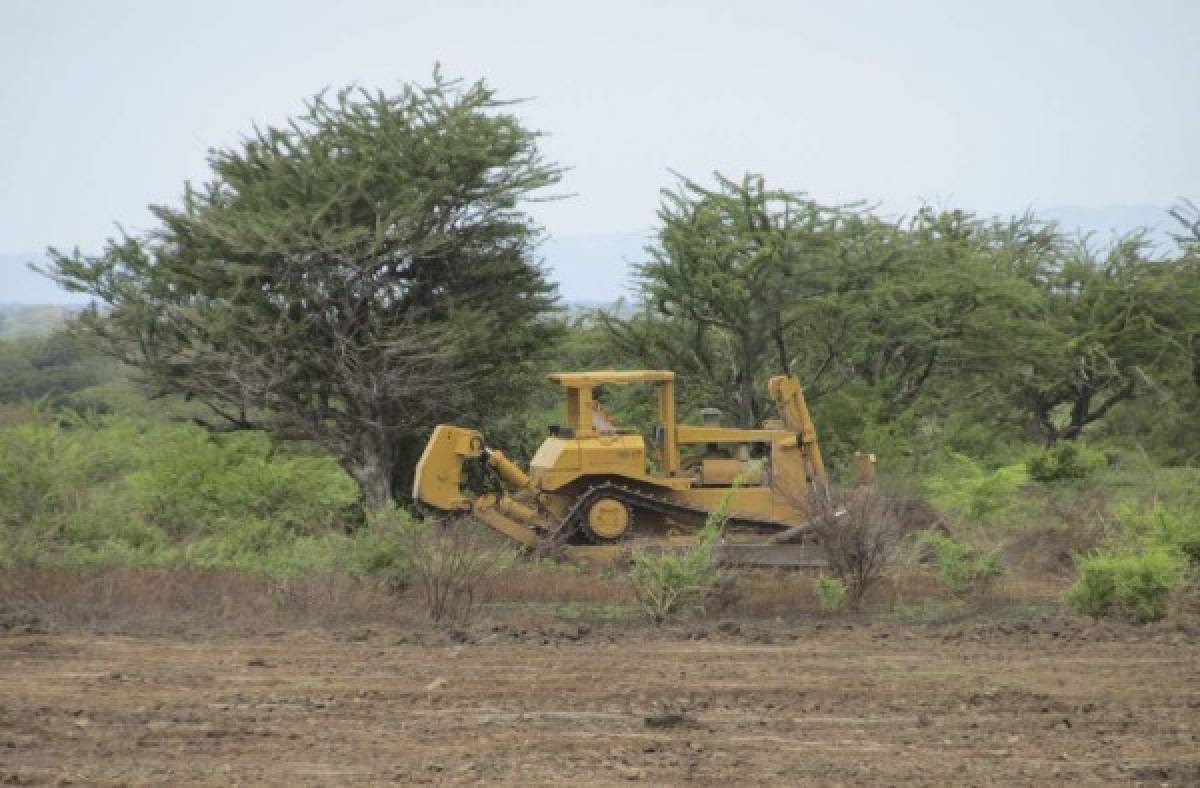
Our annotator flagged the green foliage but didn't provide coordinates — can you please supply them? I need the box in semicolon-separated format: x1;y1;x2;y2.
1065;547;1184;623
0;413;362;577
629;525;720;625
917;530;1004;596
925;454;1029;521
1147;505;1200;565
1016;235;1200;445
627;471;750;628
1027;442;1108;483
596;171;1200;463
0;331;115;406
814;574;848;614
607;172;849;427
43;71;564;509
628;496;730;624
348;508;413;590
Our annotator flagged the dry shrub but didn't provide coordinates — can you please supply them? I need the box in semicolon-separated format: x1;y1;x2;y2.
808;482;913;610
872;570;954;607
390;512;512;627
0;403;32;428
489;564;634;606
0;566;406;634
1004;524;1103;576
728;571;816;618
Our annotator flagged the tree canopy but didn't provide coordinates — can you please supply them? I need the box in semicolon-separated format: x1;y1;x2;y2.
603;171;1200;459
44;73;564;509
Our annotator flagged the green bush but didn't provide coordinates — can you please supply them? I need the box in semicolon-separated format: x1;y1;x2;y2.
1065;547;1184;623
917;530;1004;596
349;507;415;590
629;497;727;624
1027;442;1107;483
0;412;362;576
926;453;1028;522
626;469;763;624
629;526;720;624
1148;506;1200;565
814;574;848;614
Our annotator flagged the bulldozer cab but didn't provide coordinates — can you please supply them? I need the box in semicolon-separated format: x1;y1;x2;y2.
545;370;682;475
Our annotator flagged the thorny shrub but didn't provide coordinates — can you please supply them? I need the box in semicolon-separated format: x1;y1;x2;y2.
384;506;512;627
807;482;909;610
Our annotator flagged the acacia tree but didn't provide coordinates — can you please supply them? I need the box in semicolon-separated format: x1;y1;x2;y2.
1169;200;1200;389
606;172;849;426
606;174;1056;432
44;73;563;509
1016;235;1199;444
845;209;1061;423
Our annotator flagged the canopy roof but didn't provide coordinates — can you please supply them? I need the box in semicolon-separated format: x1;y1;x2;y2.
546;370;675;387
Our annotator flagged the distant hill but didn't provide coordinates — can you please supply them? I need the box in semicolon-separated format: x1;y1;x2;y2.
0;304;81;338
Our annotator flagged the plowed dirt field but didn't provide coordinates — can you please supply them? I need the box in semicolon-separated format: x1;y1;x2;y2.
2;619;1198;784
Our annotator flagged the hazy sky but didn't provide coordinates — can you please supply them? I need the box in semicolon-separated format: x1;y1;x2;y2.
1;0;1197;300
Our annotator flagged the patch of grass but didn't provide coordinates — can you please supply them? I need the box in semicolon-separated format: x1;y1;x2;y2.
0;566;406;634
917;530;1005;597
814;574;848;614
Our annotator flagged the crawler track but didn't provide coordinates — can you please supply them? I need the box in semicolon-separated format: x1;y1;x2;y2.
541;481;822;567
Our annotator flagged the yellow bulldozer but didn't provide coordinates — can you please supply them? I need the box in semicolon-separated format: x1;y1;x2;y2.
413;370;873;567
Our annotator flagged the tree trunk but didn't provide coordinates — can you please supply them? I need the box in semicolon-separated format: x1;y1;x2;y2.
733;368;757;428
348;444;395;513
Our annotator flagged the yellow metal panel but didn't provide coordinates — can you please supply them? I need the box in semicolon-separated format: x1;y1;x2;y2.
547;370;674;387
700;458;765;486
529;437;581;491
676;426;788;444
770;440;811;505
471;496;540;546
412;425;484;510
768;375;826;480
578;434;645;477
668;486;776;520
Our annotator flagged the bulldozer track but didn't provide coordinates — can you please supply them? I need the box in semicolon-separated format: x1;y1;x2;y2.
546;481;807;548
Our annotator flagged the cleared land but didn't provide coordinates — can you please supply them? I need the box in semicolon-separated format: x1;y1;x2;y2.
2;616;1198;785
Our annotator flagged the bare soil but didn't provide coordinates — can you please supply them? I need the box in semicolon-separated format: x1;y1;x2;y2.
2;617;1198;785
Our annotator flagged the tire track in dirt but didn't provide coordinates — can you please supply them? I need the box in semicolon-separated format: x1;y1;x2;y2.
0;623;1197;784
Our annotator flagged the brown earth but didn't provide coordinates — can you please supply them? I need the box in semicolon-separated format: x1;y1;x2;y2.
2;617;1198;785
